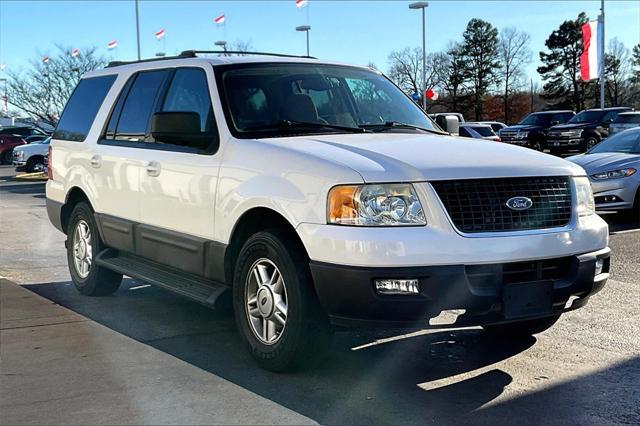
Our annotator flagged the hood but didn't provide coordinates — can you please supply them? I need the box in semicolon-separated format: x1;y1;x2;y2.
13;143;48;154
264;133;586;182
501;124;542;132
550;122;589;131
567;152;640;174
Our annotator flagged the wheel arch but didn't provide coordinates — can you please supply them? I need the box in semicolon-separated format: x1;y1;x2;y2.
224;207;308;288
61;187;93;233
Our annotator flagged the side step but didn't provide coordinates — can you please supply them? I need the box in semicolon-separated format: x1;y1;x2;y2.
95;249;228;306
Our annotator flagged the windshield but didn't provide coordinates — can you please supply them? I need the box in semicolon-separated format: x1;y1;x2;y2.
589;130;640;154
569;110;606;124
614;114;640;124
520;113;552;126
216;63;437;138
468;126;494;137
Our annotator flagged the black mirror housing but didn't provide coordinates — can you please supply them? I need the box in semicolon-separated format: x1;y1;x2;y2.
151;111;214;149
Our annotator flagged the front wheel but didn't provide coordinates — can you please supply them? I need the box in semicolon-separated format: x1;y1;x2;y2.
483;314;561;338
585;136;599;151
26;156;45;173
233;230;330;372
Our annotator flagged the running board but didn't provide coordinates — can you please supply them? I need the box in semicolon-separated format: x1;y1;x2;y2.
95;249;227;306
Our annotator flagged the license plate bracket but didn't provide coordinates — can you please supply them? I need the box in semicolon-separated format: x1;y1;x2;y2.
502;281;553;319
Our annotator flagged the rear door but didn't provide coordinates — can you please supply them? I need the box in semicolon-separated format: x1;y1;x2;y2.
136;66;222;277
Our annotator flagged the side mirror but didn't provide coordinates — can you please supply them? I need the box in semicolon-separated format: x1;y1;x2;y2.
443;115;460;135
151;111;213;149
550;120;560;126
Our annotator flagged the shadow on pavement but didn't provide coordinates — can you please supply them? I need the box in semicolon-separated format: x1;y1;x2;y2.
23;279;640;424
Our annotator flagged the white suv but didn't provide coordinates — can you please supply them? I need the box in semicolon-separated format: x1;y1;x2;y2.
46;51;610;371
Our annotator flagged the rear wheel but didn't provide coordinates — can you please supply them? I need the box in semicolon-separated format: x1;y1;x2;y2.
66;202;122;296
483;314;561;338
233;229;331;372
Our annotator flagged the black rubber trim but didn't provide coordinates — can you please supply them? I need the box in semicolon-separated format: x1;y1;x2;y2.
46;198;64;233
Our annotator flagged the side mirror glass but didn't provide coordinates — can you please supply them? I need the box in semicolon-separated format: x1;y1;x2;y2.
151;111;215;150
443;115;460;136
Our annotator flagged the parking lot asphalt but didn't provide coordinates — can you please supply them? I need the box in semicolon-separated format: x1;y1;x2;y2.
1;165;639;425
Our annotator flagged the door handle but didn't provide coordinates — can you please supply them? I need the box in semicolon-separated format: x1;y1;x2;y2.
145;161;161;177
90;155;101;168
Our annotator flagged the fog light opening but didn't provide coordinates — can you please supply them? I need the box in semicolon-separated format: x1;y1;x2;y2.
375;278;419;295
594;258;604;276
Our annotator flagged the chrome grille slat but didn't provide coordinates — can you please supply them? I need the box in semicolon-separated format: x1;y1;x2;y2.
432;176;573;233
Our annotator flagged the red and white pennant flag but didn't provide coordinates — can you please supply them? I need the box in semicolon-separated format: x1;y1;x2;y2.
214;14;225;24
155;28;166;40
42;56;49;64
580;20;602;81
71;48;79;57
295;0;308;8
107;40;118;50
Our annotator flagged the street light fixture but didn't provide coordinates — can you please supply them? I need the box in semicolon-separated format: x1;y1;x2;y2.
409;1;428;110
296;25;311;57
215;40;228;54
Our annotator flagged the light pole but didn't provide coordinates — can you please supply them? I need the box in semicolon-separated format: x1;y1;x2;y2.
409;1;428;110
134;0;141;60
215;40;228;54
296;25;311;56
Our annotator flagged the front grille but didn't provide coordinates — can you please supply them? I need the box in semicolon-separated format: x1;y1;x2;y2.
466;257;572;287
432;176;573;233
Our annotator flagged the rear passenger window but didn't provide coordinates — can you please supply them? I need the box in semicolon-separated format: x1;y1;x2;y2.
53;75;116;142
115;70;169;141
161;68;213;132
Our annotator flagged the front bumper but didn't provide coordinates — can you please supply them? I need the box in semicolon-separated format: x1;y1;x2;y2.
310;247;611;328
548;138;584;151
591;178;639;211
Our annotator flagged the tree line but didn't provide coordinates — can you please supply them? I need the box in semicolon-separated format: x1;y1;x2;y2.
3;13;640;126
388;12;640;123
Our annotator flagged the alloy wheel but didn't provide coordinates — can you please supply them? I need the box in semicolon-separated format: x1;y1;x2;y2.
245;258;288;345
73;220;92;278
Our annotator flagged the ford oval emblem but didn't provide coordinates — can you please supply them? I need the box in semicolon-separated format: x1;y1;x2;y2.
506;196;533;211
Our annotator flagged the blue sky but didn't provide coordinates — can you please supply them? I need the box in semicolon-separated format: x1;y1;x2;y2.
1;0;639;83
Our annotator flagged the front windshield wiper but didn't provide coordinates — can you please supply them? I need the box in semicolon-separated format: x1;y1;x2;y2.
244;120;367;134
359;121;448;135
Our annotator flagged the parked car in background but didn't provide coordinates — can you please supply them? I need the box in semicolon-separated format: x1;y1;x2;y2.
0;126;50;138
459;123;501;141
609;112;640;135
24;135;50;144
568;128;640;222
474;121;507;133
547;107;633;155
0;134;27;164
499;110;575;151
13;136;50;173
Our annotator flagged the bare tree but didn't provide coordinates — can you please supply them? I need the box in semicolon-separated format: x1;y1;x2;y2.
7;46;106;125
604;38;631;106
499;27;532;123
227;39;254;54
387;47;447;108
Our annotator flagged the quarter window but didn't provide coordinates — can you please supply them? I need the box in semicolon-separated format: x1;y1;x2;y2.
53;75;116;142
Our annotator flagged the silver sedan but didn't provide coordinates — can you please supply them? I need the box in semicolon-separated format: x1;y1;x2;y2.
568;127;640;221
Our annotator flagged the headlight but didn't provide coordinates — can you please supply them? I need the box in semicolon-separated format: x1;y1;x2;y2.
591;168;636;180
569;129;584;137
574;176;595;216
328;183;426;226
14;150;24;160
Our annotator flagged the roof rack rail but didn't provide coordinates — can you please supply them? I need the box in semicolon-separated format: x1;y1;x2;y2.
105;51;196;68
179;50;316;59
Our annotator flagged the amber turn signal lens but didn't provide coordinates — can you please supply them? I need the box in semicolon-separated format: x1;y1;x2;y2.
327;185;358;224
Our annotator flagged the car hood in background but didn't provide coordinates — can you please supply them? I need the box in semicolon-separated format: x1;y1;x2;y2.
500;124;542;132
266;133;585;182
549;123;591;131
567;152;640;174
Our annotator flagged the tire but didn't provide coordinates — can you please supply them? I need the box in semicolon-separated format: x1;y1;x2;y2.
483;314;561;338
0;150;12;165
630;188;640;225
585;136;599;151
66;202;122;296
530;139;543;152
233;229;331;372
25;156;45;173
549;148;562;157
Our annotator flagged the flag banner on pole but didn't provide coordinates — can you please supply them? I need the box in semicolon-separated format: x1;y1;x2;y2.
580;20;602;81
42;56;49;64
214;14;225;24
71;48;79;57
0;64;6;70
295;0;308;8
155;29;166;40
107;40;118;50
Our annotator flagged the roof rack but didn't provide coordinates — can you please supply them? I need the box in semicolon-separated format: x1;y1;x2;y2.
106;51;196;68
179;50;316;59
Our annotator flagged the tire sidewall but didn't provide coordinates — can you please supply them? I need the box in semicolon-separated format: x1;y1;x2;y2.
232;231;310;369
67;203;101;293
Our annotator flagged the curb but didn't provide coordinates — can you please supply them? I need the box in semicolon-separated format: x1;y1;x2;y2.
12;172;47;182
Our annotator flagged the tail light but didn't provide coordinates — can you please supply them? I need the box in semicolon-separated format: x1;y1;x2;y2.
47;145;53;180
